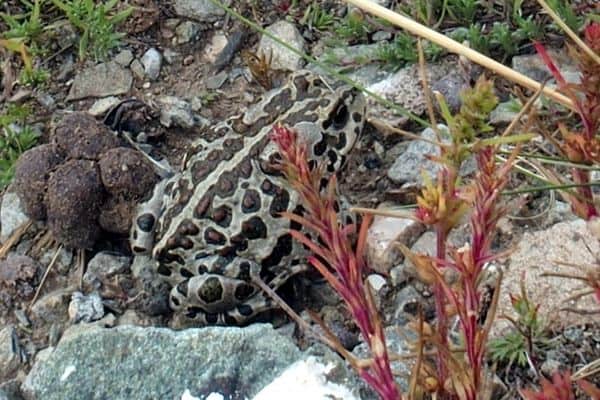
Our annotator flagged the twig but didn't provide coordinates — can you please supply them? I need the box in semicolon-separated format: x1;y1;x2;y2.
29;244;63;309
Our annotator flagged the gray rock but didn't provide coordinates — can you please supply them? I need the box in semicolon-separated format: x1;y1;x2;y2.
258;20;305;71
129;59;145;80
23;324;304;400
88;96;121;117
0;379;22;400
157;96;196;128
0;192;30;243
387;125;447;184
162;48;179;64
173;0;225;22
175;21;201;44
0;326;22;381
141;48;162;80
67;62;133;101
366;60;458;128
68;292;104;323
113;49;134;67
83;251;131;290
38;246;73;276
512;48;580;85
393;285;424;325
30;288;73;323
353;325;414;393
205;71;228;89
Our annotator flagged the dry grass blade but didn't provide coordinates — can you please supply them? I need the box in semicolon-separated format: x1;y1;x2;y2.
0;220;32;259
572;358;600;381
342;0;574;110
29;244;63;309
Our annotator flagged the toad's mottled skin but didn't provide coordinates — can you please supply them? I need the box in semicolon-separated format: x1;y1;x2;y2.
131;71;365;325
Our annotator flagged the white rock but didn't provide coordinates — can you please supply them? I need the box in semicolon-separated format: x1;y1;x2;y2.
366;209;426;274
0;192;30;243
257;20;305;71
253;357;359;400
88;96;120;116
141;48;162;80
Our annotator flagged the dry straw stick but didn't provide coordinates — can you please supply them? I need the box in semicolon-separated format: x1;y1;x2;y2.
344;0;575;111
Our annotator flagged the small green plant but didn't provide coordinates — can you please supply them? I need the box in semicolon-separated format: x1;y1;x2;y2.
0;0;45;52
545;0;584;33
301;2;334;31
377;33;444;70
446;0;478;25
0;105;39;189
335;10;371;43
51;0;132;61
489;277;549;369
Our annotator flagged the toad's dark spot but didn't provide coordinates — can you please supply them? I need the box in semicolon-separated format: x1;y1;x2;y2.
239;158;253;178
136;213;156;232
230;234;248;251
224;314;237;325
269;189;290;217
352;112;362;123
180;268;193;278
211;205;232;228
241;217;267;239
335;133;347;150
242;189;261;213
313;137;327;156
234;283;255;301
193;194;212;219
262;234;293;268
237;303;254;316
178;219;200;236
157;264;171;276
205;228;226;245
205;313;218;324
199;276;223;303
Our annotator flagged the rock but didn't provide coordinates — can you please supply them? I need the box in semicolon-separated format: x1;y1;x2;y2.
88;96;121;116
157;96;196;128
23;325;306;399
84;251;131;291
38;246;73;276
0;379;22;400
13;144;63;220
67;62;133;101
431;72;469;114
366;60;458;128
0;192;30;242
490;100;521;125
206;71;228;90
253;356;360;400
141;48;162;80
366;209;426;274
211;31;245;71
68;292;104;323
512;48;580;85
493;219;600;336
129;59;145;80
393;285;424;325
173;0;225;22
0;326;22;381
175;21;201;44
30;288;73;323
387;126;446;184
162;48;179;64
0;254;41;307
114;49;134;67
258;21;305;71
353;325;414;393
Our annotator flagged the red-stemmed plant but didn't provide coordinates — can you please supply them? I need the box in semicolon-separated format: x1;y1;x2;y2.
270;125;402;400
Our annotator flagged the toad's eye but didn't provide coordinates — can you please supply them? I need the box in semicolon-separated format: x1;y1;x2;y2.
332;103;349;129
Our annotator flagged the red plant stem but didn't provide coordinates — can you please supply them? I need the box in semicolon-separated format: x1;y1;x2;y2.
434;225;449;390
572;168;599;219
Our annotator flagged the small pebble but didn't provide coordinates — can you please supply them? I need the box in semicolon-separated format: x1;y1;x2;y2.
141;48;162;80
